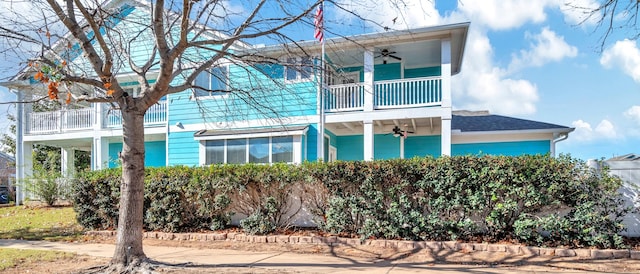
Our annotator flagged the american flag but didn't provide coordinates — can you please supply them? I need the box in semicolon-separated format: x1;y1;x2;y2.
314;4;323;43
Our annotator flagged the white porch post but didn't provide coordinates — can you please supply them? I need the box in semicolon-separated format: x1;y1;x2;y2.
13;89;31;205
61;148;75;178
363;120;374;161
92;137;110;170
363;48;375;112
441;39;452;156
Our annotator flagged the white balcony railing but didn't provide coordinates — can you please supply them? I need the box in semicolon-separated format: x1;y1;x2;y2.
27;108;94;134
324;83;365;112
105;100;167;128
25;101;167;135
324;76;442;112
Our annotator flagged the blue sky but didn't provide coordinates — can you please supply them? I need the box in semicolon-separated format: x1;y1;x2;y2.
1;0;639;160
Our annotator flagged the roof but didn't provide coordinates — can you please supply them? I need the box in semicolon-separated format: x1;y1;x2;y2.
194;125;309;138
451;110;573;133
607;153;640;162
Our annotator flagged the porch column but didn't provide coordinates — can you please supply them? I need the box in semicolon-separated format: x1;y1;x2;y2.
14;89;30;205
363;47;374;112
363;120;374;161
61;148;75;178
441;39;452;156
92;137;110;170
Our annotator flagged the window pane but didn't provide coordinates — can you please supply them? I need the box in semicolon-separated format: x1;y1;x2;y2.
249;137;269;163
194;72;210;97
272;136;293;163
285;58;297;81
205;140;224;164
210;66;228;93
227;139;246;164
300;56;313;79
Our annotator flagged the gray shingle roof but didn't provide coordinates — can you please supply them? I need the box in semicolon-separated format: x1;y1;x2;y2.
452;112;571;132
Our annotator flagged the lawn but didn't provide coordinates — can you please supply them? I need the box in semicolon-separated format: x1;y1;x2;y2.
0;248;74;271
0;206;84;241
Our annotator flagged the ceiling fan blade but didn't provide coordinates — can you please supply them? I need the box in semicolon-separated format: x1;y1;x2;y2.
389;54;402;60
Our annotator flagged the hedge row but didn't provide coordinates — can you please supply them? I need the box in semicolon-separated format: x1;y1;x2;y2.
71;155;629;248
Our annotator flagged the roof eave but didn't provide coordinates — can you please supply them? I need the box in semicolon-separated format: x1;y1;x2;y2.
452;127;575;136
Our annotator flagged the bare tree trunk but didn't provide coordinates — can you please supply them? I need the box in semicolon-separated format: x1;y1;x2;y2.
111;108;147;269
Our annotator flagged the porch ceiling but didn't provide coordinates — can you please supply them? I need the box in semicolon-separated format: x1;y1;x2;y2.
327;118;442;136
326;40;442;69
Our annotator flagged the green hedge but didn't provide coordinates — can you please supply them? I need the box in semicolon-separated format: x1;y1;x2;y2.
71;155;629;248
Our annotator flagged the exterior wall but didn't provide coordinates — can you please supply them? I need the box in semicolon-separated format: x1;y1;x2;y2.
405;135;441;158
339;64;441;81
167;131;200;166
452;140;551;156
108;140;167;168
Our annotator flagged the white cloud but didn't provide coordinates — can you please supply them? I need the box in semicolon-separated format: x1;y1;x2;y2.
333;0;440;30
624;106;640;124
557;0;600;26
509;27;578;71
600;39;640;83
456;0;550;30
451;29;539;115
570;119;619;141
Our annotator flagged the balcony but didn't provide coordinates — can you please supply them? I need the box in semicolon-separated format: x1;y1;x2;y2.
324;76;442;113
25;101;167;135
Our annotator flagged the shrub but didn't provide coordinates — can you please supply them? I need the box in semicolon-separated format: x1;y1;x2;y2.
25;168;64;206
70;154;629;248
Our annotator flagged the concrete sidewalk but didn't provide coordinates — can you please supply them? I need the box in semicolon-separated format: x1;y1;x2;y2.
0;239;614;273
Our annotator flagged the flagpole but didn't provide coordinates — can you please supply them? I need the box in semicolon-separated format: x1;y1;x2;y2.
315;1;325;162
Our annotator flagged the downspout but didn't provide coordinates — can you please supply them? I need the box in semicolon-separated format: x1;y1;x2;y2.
551;132;570;157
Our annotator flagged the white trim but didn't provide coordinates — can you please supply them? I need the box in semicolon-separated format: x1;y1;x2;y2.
170;115;319;133
194;128;308;141
293;135;303;163
452;128;574;136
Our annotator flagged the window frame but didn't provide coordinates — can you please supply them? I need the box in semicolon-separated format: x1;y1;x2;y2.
193;64;230;98
284;56;315;83
199;135;299;165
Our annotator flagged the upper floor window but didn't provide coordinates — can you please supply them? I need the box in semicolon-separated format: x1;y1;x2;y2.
194;65;228;97
285;57;313;82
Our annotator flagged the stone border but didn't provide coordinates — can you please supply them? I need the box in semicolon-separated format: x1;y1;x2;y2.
86;231;640;260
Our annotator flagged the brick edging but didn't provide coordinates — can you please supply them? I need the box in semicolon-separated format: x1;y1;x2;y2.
85;231;640;260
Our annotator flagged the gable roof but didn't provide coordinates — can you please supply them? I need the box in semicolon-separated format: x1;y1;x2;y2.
452;110;573;134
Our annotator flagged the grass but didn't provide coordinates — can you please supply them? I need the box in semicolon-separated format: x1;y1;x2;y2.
0;206;85;241
0;248;75;271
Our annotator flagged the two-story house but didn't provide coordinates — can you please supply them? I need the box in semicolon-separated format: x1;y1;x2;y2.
1;1;573;204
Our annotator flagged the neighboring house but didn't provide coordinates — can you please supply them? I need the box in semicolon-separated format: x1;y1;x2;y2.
590;154;640;237
0;1;573;204
0;152;15;204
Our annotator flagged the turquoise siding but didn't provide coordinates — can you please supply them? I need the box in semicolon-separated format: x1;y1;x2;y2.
374;134;400;159
405;135;441;158
306;124;319;161
405;67;441;78
336;135;364;161
168;64;317;127
339;65;441;81
168;131;200;166
452;140;551;156
108;141;166;168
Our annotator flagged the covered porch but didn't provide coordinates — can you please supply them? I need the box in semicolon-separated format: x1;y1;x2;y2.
322;117;445;161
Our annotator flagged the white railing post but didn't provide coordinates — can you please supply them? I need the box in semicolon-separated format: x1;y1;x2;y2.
363;48;374;112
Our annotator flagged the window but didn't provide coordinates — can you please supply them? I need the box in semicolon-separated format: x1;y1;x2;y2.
272;136;293;163
203;136;295;165
285;57;313;82
249;137;269;163
227;139;246;164
205;140;224;164
194;65;228;97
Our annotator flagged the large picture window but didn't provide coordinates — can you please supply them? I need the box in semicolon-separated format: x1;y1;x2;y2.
204;136;294;165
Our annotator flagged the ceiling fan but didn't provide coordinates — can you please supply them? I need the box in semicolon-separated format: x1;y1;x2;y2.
391;125;413;138
376;49;401;64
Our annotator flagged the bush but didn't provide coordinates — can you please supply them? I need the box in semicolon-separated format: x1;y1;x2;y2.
71;154;629;248
25;169;64;206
